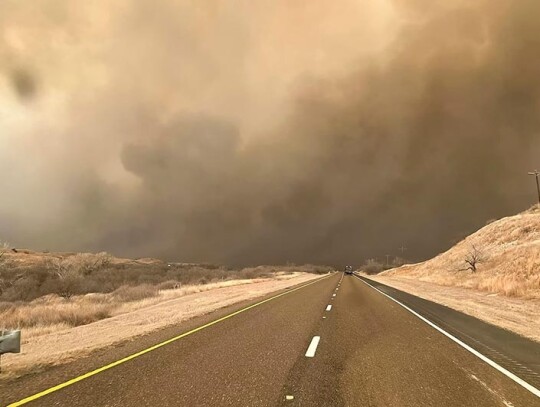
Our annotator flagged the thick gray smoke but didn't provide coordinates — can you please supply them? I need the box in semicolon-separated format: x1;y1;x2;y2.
1;1;539;265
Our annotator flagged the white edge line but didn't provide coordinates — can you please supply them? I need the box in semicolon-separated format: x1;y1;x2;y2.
326;305;332;311
355;275;540;398
305;336;321;357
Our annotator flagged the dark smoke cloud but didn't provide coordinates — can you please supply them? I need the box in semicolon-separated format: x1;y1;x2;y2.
1;1;539;266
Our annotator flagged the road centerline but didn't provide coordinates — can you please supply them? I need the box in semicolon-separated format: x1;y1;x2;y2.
305;336;321;358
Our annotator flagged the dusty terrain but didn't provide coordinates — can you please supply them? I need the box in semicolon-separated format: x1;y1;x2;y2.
380;205;540;299
367;274;540;342
368;205;540;341
0;272;322;379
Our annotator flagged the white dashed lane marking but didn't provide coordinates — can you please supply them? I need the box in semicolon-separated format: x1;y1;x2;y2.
305;336;321;357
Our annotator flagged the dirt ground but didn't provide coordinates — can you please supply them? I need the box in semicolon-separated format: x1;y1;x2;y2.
0;273;322;379
368;274;540;343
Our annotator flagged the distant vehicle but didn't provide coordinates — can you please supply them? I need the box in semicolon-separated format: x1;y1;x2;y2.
344;265;354;275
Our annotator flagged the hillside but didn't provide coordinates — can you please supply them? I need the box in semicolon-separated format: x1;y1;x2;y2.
381;205;540;299
1;248;163;268
365;205;540;342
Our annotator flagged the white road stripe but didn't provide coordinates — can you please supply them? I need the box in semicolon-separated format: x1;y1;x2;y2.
305;336;321;357
326;305;332;311
332;294;336;297
355;275;540;399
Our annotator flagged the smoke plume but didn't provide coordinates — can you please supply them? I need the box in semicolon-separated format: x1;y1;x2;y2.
1;0;539;265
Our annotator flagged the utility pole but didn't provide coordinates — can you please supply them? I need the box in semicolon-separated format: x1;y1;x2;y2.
399;245;407;255
528;170;540;205
385;254;391;267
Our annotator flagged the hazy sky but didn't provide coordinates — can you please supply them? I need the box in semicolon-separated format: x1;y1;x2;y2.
1;0;539;265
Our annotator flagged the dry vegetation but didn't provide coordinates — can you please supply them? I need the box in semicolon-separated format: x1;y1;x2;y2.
361;257;407;275
0;249;332;336
380;205;540;299
0;273;323;378
367;276;540;342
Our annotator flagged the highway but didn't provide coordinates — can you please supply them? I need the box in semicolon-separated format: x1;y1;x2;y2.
2;273;540;406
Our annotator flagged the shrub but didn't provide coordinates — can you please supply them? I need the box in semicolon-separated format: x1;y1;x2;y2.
0;250;329;303
391;257;408;268
112;285;159;302
362;259;385;275
157;280;181;291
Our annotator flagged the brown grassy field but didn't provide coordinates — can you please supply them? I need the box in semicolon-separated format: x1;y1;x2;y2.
379;205;540;299
0;273;323;378
0;248;332;336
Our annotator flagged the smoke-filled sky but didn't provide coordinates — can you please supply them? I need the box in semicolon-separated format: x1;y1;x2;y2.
1;0;539;265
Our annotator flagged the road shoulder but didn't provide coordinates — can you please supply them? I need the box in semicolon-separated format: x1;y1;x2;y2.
366;274;540;343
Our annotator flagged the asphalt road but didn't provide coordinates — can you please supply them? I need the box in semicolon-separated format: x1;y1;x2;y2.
3;273;540;406
357;274;540;391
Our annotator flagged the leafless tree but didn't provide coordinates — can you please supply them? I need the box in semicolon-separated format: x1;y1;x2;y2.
48;257;85;299
47;252;113;299
463;245;485;272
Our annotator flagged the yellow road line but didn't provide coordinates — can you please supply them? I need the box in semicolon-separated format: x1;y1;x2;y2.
7;273;334;407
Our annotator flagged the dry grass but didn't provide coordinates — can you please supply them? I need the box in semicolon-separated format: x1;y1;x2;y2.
381;206;540;299
0;273;324;378
111;284;159;302
0;297;114;331
0;272;308;341
0;249;331;302
0;247;333;378
113;278;274;316
0;246;332;348
367;275;540;342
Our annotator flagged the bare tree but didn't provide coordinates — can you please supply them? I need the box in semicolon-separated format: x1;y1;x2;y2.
47;257;84;299
463;245;485;272
47;252;113;299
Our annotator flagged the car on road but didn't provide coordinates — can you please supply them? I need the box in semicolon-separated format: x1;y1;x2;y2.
345;265;354;275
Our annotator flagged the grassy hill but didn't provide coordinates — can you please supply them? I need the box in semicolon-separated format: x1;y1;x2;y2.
381;205;540;299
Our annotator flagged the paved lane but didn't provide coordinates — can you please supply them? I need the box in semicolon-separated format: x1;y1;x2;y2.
358;274;540;392
3;272;539;406
281;274;539;406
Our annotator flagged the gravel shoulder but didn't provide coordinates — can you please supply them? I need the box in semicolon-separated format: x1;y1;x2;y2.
366;274;540;343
